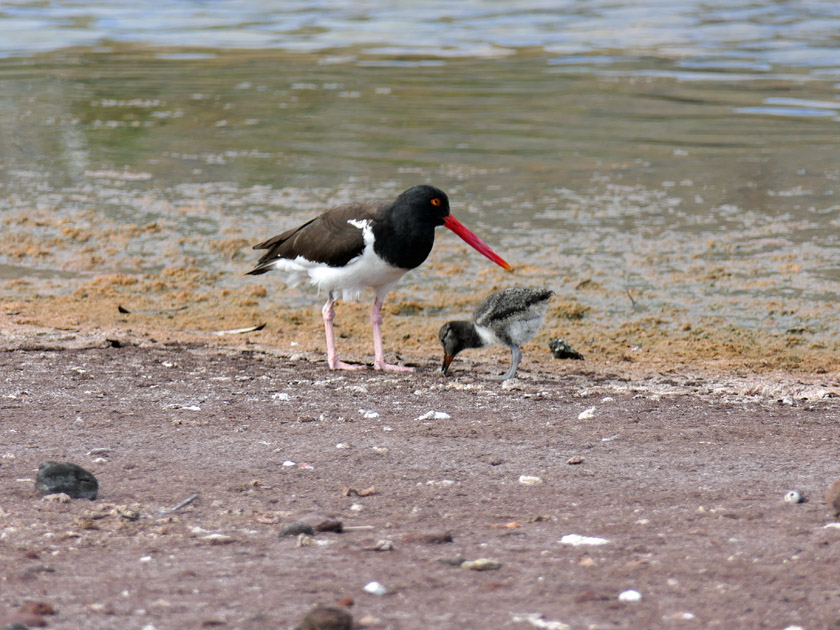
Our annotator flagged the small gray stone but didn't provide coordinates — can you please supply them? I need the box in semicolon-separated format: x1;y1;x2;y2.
402;530;453;545
35;461;98;500
438;556;467;566
461;558;502;571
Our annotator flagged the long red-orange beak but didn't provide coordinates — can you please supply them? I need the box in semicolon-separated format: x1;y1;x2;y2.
442;215;513;271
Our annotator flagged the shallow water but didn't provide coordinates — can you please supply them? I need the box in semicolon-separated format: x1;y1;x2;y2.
1;1;839;348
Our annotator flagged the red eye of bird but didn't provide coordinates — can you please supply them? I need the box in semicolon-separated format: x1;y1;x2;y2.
431;198;441;207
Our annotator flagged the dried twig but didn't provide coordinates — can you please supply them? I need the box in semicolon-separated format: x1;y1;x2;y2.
158;492;199;515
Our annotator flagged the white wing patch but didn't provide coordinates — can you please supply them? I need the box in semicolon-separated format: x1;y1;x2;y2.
347;218;370;231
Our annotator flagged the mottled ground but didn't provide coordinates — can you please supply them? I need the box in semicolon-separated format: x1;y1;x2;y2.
1;318;840;629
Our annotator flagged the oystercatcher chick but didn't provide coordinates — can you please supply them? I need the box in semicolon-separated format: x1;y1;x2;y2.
248;185;512;371
439;287;553;380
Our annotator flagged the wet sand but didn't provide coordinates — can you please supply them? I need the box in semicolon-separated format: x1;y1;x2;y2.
1;317;839;629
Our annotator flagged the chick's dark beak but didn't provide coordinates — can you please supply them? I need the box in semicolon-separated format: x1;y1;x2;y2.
441;352;454;376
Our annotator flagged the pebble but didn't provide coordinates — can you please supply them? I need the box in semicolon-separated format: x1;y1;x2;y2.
437;556;467;566
783;490;805;504
401;530;453;545
279;521;316;537
566;456;584;465
365;539;394;551
35;461;98;500
618;589;642;602
461;558;502;571
296;605;353;630
296;534;316;547
825;479;840;516
363;581;387;596
519;475;543;485
342;486;376;497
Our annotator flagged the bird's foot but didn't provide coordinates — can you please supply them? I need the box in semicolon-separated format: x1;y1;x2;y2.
488;373;517;382
329;360;368;371
373;361;414;372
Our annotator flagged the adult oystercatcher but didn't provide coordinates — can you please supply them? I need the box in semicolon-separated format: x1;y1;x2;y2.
439;287;553;380
248;185;512;371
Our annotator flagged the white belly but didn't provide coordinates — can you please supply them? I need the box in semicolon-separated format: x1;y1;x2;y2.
271;247;408;302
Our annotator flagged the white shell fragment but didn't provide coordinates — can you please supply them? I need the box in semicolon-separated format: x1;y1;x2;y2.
519;475;543;485
511;612;571;630
560;534;610;546
618;589;642;602
363;581;387;596
577;407;596;420
416;410;451;420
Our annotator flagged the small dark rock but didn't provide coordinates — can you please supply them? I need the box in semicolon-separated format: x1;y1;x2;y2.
1;623;30;630
575;588;612;603
35;461;98;500
437;555;467;566
296;605;353;630
402;530;453;545
279;521;316;537
548;337;585;360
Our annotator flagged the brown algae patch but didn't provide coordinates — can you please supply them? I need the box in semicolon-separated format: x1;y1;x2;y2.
2;266;840;381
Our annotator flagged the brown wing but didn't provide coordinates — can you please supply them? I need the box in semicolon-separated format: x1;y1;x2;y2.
247;201;388;275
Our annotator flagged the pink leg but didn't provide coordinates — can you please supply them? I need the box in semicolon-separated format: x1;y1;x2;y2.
322;295;366;371
371;296;413;372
